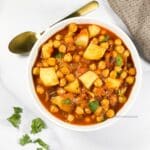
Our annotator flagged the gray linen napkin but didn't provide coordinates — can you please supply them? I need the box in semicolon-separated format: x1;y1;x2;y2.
108;0;150;62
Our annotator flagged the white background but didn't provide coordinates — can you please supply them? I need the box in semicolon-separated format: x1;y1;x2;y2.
0;0;150;150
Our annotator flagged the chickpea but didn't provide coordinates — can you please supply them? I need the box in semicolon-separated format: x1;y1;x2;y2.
84;117;91;123
67;45;76;51
102;69;109;77
115;45;125;54
114;38;122;45
42;60;49;67
112;50;117;58
94;78;103;87
106;109;115;118
99;35;105;42
95;106;102;116
89;63;96;71
60;78;67;87
47;58;56;66
110;70;117;78
128;68;136;75
100;42;109;49
36;85;44;94
60;66;70;74
91;38;98;44
123;50;130;57
110;95;117;106
55;34;62;40
50;105;59;113
126;76;135;84
55;65;58;70
33;67;40;75
96;116;104;122
114;66;122;72
66;74;75;82
59;44;66;53
101;29;106;35
69;23;78;33
64;53;72;62
67;114;74;122
65;36;73;44
73;54;80;62
119;96;127;103
85;108;92;114
56;70;64;78
120;71;127;79
78;51;84;56
48;40;53;47
57;88;66;95
101;99;109;111
98;61;106;69
75;106;84;115
53;40;61;48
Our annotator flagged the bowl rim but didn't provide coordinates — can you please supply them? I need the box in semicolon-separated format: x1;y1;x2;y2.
28;17;142;132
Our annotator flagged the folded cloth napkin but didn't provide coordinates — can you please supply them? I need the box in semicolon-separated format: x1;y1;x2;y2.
108;0;150;62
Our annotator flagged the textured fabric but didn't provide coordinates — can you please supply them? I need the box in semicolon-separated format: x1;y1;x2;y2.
108;0;150;62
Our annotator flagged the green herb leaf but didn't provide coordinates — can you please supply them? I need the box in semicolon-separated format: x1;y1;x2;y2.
19;134;32;146
116;55;123;66
7;113;21;128
54;52;64;58
34;138;49;150
31;118;46;134
14;107;23;114
101;34;109;42
88;100;99;112
62;98;71;104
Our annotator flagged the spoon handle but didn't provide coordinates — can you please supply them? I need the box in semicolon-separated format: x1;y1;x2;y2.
49;1;99;27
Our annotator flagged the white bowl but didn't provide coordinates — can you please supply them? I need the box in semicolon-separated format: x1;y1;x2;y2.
28;17;142;131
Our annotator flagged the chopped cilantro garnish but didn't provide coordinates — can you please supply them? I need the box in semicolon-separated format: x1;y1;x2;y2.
34;138;49;150
88;100;99;112
14;107;23;114
7;106;23;128
54;52;64;58
31;118;46;134
19;134;32;146
101;34;109;42
116;55;123;66
62;98;71;104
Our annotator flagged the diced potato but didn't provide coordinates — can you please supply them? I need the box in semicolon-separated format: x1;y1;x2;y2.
79;71;98;89
75;29;89;47
105;77;121;89
41;43;53;58
51;96;73;112
40;67;59;86
88;25;101;37
64;79;80;94
83;43;107;60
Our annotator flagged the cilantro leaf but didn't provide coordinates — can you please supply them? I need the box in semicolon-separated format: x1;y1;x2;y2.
7;113;21;128
62;98;71;104
19;134;32;146
88;100;99;112
116;55;123;66
34;138;49;150
31;118;46;134
101;34;109;42
54;52;64;58
14;107;23;114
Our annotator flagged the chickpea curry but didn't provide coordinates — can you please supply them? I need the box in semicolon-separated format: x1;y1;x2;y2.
32;23;136;125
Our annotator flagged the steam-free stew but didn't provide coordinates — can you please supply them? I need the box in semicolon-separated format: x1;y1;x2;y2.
32;23;136;125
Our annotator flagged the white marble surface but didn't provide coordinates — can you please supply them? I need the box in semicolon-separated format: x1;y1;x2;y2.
0;0;150;150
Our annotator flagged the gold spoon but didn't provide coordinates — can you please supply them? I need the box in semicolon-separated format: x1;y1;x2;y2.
8;1;99;54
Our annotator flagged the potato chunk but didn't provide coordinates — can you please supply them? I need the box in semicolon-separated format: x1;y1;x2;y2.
75;29;89;47
40;67;59;86
79;71;98;89
83;43;107;60
88;25;101;37
41;43;53;58
105;77;121;89
51;96;73;112
64;79;80;94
